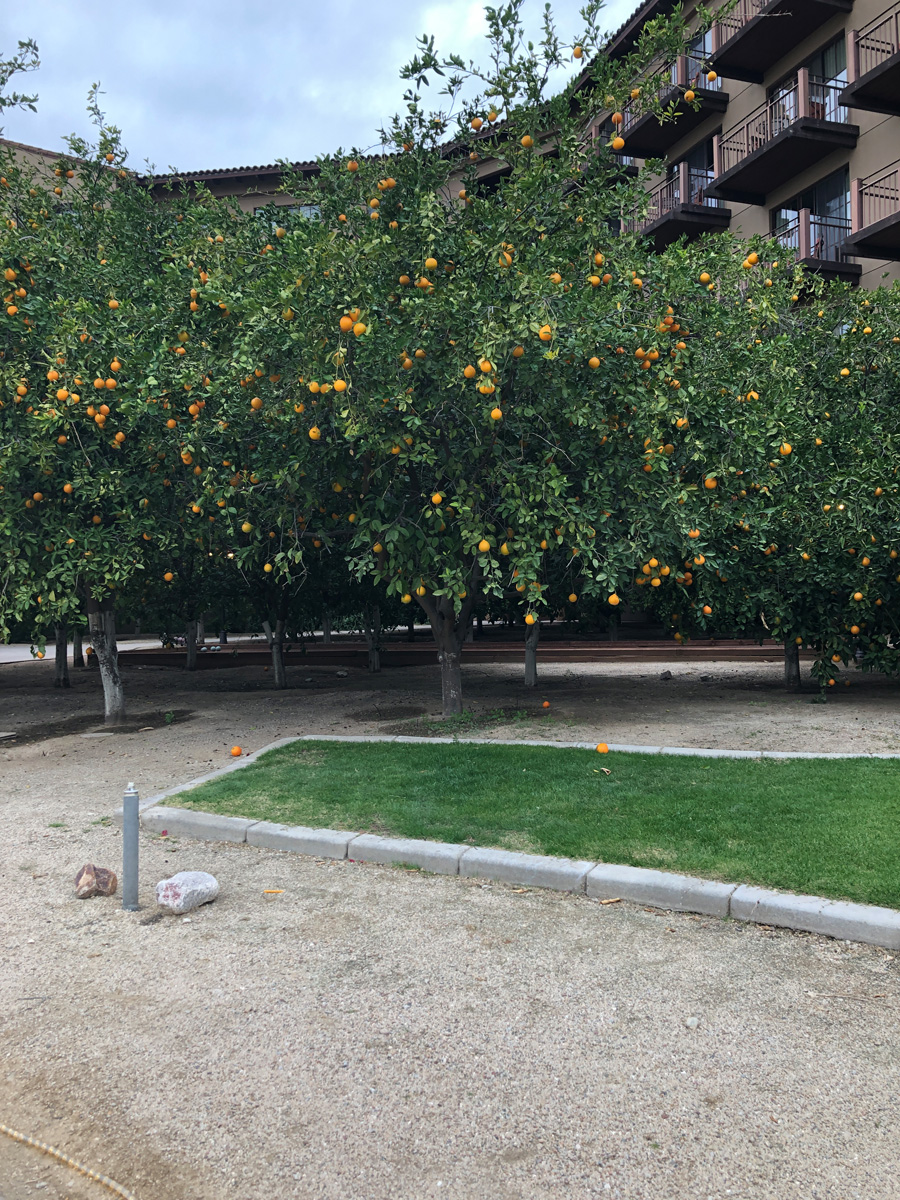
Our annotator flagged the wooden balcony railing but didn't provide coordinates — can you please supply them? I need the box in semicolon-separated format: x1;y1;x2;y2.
847;0;900;81
850;160;900;231
715;69;848;174
624;163;721;233
774;209;852;261
620;53;719;136
711;0;767;49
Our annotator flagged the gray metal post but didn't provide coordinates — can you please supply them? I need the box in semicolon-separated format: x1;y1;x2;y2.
122;781;140;911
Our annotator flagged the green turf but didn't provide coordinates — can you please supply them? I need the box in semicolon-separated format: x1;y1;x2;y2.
173;740;900;908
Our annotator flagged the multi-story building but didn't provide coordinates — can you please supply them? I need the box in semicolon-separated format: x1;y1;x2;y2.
608;0;900;287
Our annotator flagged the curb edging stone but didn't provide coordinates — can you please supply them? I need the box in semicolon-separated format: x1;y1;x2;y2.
113;734;900;950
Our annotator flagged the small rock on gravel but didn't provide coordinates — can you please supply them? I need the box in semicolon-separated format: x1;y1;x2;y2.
74;863;118;899
156;870;219;914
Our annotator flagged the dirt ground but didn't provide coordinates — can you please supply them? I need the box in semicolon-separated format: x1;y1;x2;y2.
1;655;899;1200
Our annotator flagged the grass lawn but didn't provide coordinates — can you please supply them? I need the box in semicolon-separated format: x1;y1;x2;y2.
173;740;900;909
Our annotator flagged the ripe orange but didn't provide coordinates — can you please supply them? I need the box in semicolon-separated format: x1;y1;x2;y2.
478;539;490;552
525;613;536;625
521;135;534;148
309;426;321;441
538;324;552;341
164;571;174;581
230;745;242;757
608;594;620;606
684;89;695;102
703;604;712;615
596;743;609;754
611;136;625;151
347;160;359;172
250;397;263;410
108;299;119;310
490;407;502;420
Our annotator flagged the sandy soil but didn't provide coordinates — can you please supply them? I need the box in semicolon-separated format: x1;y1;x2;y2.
1;656;899;1200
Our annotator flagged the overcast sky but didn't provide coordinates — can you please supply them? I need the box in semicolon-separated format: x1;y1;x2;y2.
1;0;635;172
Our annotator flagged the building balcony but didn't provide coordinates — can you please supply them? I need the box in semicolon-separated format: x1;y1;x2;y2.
624;163;732;248
843;161;900;257
618;55;729;158
705;71;859;204
709;0;854;84
841;2;900;114
775;209;861;281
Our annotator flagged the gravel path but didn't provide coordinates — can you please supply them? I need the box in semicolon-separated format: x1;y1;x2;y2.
1;658;899;1199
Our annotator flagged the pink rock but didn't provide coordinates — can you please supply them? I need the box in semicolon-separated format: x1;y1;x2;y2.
156;870;219;913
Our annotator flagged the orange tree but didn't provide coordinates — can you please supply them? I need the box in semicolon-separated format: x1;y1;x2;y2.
609;256;900;691
223;3;747;715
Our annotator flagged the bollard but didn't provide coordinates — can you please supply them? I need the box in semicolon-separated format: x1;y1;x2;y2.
122;781;140;911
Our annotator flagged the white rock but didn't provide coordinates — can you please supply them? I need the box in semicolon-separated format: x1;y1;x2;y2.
156;870;219;913
684;1016;700;1030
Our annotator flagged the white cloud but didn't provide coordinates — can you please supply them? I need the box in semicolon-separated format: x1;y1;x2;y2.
1;0;638;169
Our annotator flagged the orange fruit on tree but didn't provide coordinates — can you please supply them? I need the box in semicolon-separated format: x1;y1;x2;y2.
611;136;625;151
478;539;490;552
250;397;263;410
684;89;695;102
347;160;359;172
164;571;174;581
538;324;552;341
512;345;524;357
521;135;534;148
608;594;620;606
490;407;502;420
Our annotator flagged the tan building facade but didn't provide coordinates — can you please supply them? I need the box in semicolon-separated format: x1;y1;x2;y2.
611;0;900;287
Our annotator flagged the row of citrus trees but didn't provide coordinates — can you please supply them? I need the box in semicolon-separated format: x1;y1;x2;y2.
2;11;900;719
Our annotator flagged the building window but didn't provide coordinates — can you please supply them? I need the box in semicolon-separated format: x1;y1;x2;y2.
669;138;720;206
771;166;850;260
676;31;720;90
253;202;321;224
768;38;848;124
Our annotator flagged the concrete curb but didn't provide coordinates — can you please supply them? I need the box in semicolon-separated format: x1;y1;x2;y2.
132;805;900;950
114;734;900;949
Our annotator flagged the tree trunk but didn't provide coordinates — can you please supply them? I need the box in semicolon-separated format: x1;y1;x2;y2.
196;617;205;644
438;646;463;714
86;595;126;725
608;614;619;642
271;618;287;689
321;611;333;644
524;619;540;687
184;619;198;671
419;592;477;717
784;640;801;691
406;618;415;642
363;605;381;673
72;624;84;668
54;622;70;689
476;614;483;634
